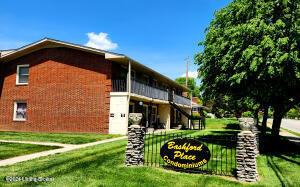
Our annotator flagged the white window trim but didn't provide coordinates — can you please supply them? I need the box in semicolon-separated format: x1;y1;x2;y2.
16;64;29;85
13;101;27;121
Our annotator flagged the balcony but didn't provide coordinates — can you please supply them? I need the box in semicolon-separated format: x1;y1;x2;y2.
131;79;169;101
112;79;190;106
173;94;191;106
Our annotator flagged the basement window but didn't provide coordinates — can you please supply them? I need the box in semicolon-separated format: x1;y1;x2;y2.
16;64;29;85
13;101;27;121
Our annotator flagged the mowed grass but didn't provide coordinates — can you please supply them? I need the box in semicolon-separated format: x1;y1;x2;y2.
0;118;298;186
205;118;240;130
0;131;121;144
0;138;298;186
0;139;242;187
0;142;60;160
256;136;300;187
281;128;300;137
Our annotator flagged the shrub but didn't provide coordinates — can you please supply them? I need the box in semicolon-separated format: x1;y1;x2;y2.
191;113;201;119
242;111;253;117
128;118;134;126
287;108;299;119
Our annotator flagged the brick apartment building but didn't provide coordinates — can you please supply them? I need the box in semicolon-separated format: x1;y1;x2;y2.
0;38;191;135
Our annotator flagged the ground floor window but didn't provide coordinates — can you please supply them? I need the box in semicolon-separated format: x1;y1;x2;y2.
13;101;27;121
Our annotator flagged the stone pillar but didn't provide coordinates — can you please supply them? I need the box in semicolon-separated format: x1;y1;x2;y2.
236;131;259;182
125;126;146;166
251;124;260;155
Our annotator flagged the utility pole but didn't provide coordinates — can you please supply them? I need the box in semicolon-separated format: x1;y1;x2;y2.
185;57;189;87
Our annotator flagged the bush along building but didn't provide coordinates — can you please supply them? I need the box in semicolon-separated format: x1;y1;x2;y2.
0;38;192;135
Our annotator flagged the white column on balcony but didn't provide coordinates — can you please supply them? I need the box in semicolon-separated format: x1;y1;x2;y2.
127;60;131;94
126;60;132;131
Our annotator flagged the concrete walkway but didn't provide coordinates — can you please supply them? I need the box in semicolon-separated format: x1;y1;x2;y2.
0;140;74;147
0;136;127;167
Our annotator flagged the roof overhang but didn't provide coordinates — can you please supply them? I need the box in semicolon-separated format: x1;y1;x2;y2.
0;38;189;92
105;54;189;91
0;38;114;62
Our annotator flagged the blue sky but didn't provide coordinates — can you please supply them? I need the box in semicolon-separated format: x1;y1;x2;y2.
0;0;231;80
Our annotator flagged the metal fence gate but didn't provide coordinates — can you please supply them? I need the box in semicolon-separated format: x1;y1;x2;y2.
144;131;237;176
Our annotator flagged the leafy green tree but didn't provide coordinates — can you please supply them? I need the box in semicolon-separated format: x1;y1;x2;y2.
209;94;259;119
195;0;299;137
286;107;300;119
175;77;200;97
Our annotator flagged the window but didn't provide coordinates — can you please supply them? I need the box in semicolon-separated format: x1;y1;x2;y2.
13;101;27;121
16;64;29;85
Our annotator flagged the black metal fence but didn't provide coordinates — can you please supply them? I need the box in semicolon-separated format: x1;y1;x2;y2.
144;131;237;176
190;119;205;130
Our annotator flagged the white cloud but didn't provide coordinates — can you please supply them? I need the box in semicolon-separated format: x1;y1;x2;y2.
181;71;198;78
85;32;118;50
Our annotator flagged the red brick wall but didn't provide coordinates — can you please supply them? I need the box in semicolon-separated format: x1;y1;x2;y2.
0;47;112;133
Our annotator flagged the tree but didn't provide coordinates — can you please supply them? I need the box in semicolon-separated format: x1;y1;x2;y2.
261;104;269;135
286;107;300;119
209;94;259;119
175;77;200;97
195;0;300;137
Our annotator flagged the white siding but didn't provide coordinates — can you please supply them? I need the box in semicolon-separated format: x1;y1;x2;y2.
109;92;129;135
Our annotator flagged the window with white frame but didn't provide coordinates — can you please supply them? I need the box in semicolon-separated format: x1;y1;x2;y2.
16;64;29;85
13;101;27;121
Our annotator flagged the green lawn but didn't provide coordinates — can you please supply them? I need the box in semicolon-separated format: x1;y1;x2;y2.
205;118;240;130
0;131;121;144
0;142;60;160
281;128;300;137
0;118;298;186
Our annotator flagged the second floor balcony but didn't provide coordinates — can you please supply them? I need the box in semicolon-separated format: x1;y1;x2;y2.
112;79;191;106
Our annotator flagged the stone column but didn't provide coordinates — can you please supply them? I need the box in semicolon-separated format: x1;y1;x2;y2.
251;124;260;155
236;131;259;182
125;125;146;166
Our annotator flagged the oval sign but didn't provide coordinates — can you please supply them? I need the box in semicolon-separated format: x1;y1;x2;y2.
160;138;210;169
